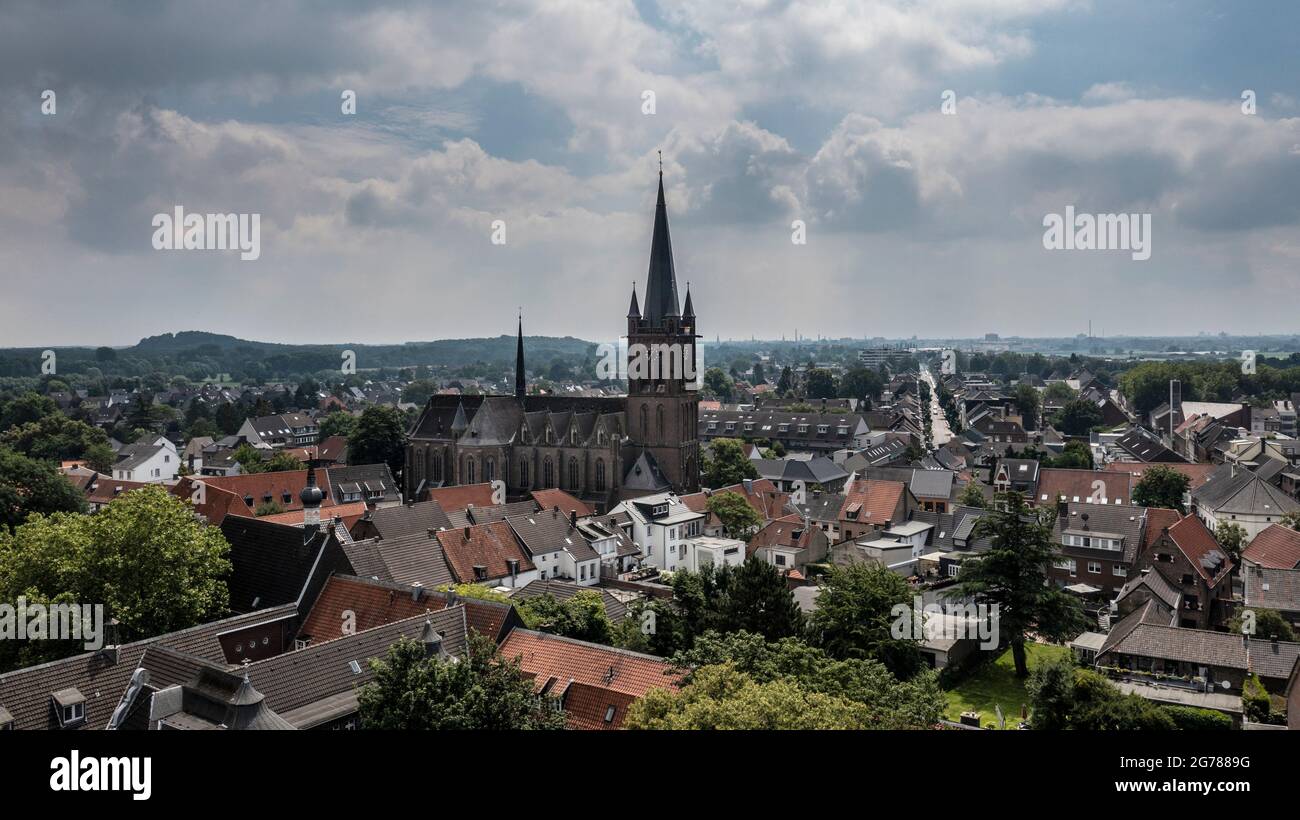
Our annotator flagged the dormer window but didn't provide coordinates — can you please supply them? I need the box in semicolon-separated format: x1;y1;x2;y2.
52;689;86;727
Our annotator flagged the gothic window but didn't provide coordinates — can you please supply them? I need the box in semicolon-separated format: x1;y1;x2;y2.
415;449;424;481
521;425;529;444
543;458;554;488
595;460;606;492
640;406;648;439
597;428;606;446
571;427;578;445
432;450;444;482
656;404;665;443
568;458;579;491
520;459;530;487
546;426;554;444
465;458;476;485
485;457;495;483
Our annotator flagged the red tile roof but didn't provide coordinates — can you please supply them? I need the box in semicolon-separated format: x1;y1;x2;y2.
1102;461;1216;488
499;629;681;729
1168;514;1234;585
259;501;369;530
425;482;495;510
436;521;535;583
531;488;593;517
85;477;152;505
747;514;815;556
200;469;330;512
1142;507;1183;552
170;476;252;525
839;479;906;525
1036;468;1133;506
1243;524;1300;570
300;574;517;644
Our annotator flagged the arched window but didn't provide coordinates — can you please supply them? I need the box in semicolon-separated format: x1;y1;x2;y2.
485;457;495;483
415;448;424;481
595;460;606;492
568;458;579;491
520;459;530;487
543;458;554;488
432;450;444;482
640;406;649;440
656;404;665;443
465;458;476;485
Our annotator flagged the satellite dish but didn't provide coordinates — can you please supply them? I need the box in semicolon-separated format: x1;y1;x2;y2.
1220;680;1231;689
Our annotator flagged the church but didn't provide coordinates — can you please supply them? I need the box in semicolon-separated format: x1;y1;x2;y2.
404;172;701;511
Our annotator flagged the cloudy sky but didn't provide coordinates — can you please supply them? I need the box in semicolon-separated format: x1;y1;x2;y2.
2;0;1298;347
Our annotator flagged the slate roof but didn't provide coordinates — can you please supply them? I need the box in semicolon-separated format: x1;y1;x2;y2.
1053;503;1148;564
352;500;454;540
1115;568;1182;611
1243;524;1300;570
753;457;849;487
1113;427;1186;463
1101;461;1216;489
246;607;468;727
1192;464;1300;517
507;508;601;562
0;605;297;730
220;516;352;613
1243;565;1300;613
341;530;456;589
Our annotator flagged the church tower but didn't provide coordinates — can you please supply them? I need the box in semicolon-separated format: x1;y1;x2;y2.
625;167;700;493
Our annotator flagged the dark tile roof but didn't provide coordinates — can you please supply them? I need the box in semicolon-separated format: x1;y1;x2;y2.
506;508;601;563
0;605;296;730
342;530;455;589
1243;565;1300;613
1053;502;1148;564
354;500;453;540
220;516;351;613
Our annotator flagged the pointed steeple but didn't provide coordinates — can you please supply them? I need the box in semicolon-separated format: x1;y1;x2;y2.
300;465;323;541
682;282;695;320
515;312;526;400
450;400;468;436
627;282;640;318
642;165;680;324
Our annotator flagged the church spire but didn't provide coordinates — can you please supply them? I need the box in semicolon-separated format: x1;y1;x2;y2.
515;311;526;400
642;161;679;324
682;282;695;320
627;282;640;318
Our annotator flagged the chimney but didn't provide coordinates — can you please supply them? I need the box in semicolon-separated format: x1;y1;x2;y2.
428;527;436;538
420;620;443;658
569;509;577;528
412;583;424;603
507;558;519;578
463;526;471;540
1056;499;1068;520
445;587;458;607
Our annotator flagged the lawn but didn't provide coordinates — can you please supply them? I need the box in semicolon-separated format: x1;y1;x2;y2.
943;643;1070;728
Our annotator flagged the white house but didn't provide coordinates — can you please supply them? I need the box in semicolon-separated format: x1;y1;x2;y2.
111;436;178;483
608;492;706;573
506;508;602;585
237;413;319;449
680;535;747;572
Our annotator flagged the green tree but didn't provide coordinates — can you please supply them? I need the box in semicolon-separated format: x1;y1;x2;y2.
956;481;987;508
83;442;116;474
1028;654;1177;730
516;591;613;645
717;558;804;640
809;562;922;679
668;631;945;729
1;412;112;463
350;405;409;479
0;447;88;532
262;451;305;473
947;492;1086;678
706;490;762;538
1229;607;1295;641
232;443;268;474
625;662;883;729
358;632;566;730
702;367;734;403
0;485;230;670
701;438;758;488
776;366;793;394
215;402;243;436
1053;398;1104;436
1214;521;1247;562
1132;465;1191;513
839;367;883;401
318;410;358;439
1045;440;1094;469
1015;383;1040;431
0;392;58;430
1043;381;1076;402
254;500;285;517
805;369;837;400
